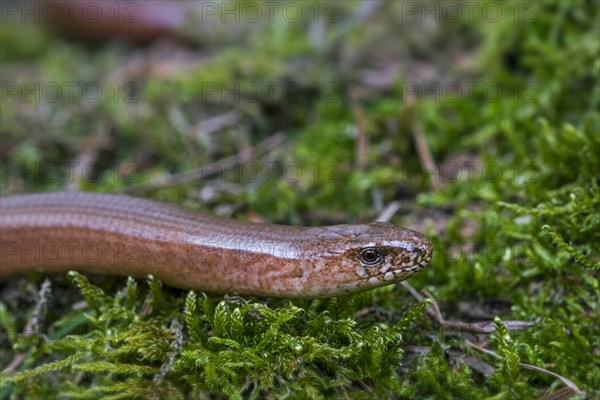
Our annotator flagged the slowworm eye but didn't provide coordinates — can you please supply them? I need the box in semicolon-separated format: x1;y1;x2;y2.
358;248;383;266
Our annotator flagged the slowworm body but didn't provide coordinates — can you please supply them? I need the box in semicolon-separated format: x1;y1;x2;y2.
0;192;432;298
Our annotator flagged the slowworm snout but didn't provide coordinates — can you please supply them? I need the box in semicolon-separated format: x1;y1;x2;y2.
0;192;432;298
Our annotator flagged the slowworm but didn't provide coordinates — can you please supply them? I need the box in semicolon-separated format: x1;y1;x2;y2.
0;192;432;298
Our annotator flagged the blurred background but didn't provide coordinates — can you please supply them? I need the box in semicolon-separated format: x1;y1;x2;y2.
1;1;597;219
1;1;598;398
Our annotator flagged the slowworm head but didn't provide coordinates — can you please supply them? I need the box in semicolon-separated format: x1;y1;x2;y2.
308;222;433;296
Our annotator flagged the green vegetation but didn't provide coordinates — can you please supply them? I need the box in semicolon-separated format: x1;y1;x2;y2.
1;1;598;399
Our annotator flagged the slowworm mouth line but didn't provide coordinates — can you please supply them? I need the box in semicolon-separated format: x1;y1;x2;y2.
0;192;433;298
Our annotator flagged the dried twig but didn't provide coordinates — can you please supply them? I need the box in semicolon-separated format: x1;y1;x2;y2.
404;92;439;191
537;387;586;400
349;92;368;169
375;201;402;223
400;281;538;334
400;281;582;397
122;132;284;194
153;319;183;385
3;279;52;374
66;128;112;192
411;118;440;191
467;341;585;398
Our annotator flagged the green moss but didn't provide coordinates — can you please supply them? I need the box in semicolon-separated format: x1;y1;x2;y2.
1;274;431;399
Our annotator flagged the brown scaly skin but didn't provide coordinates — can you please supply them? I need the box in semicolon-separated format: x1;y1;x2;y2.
0;192;432;298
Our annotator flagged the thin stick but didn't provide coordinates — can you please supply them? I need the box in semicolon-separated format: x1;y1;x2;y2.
400;282;583;397
467;341;585;397
122;132;285;194
375;201;401;222
3;279;52;374
411;118;440;191
153;319;183;385
401;282;537;334
350;94;368;169
404;92;439;191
